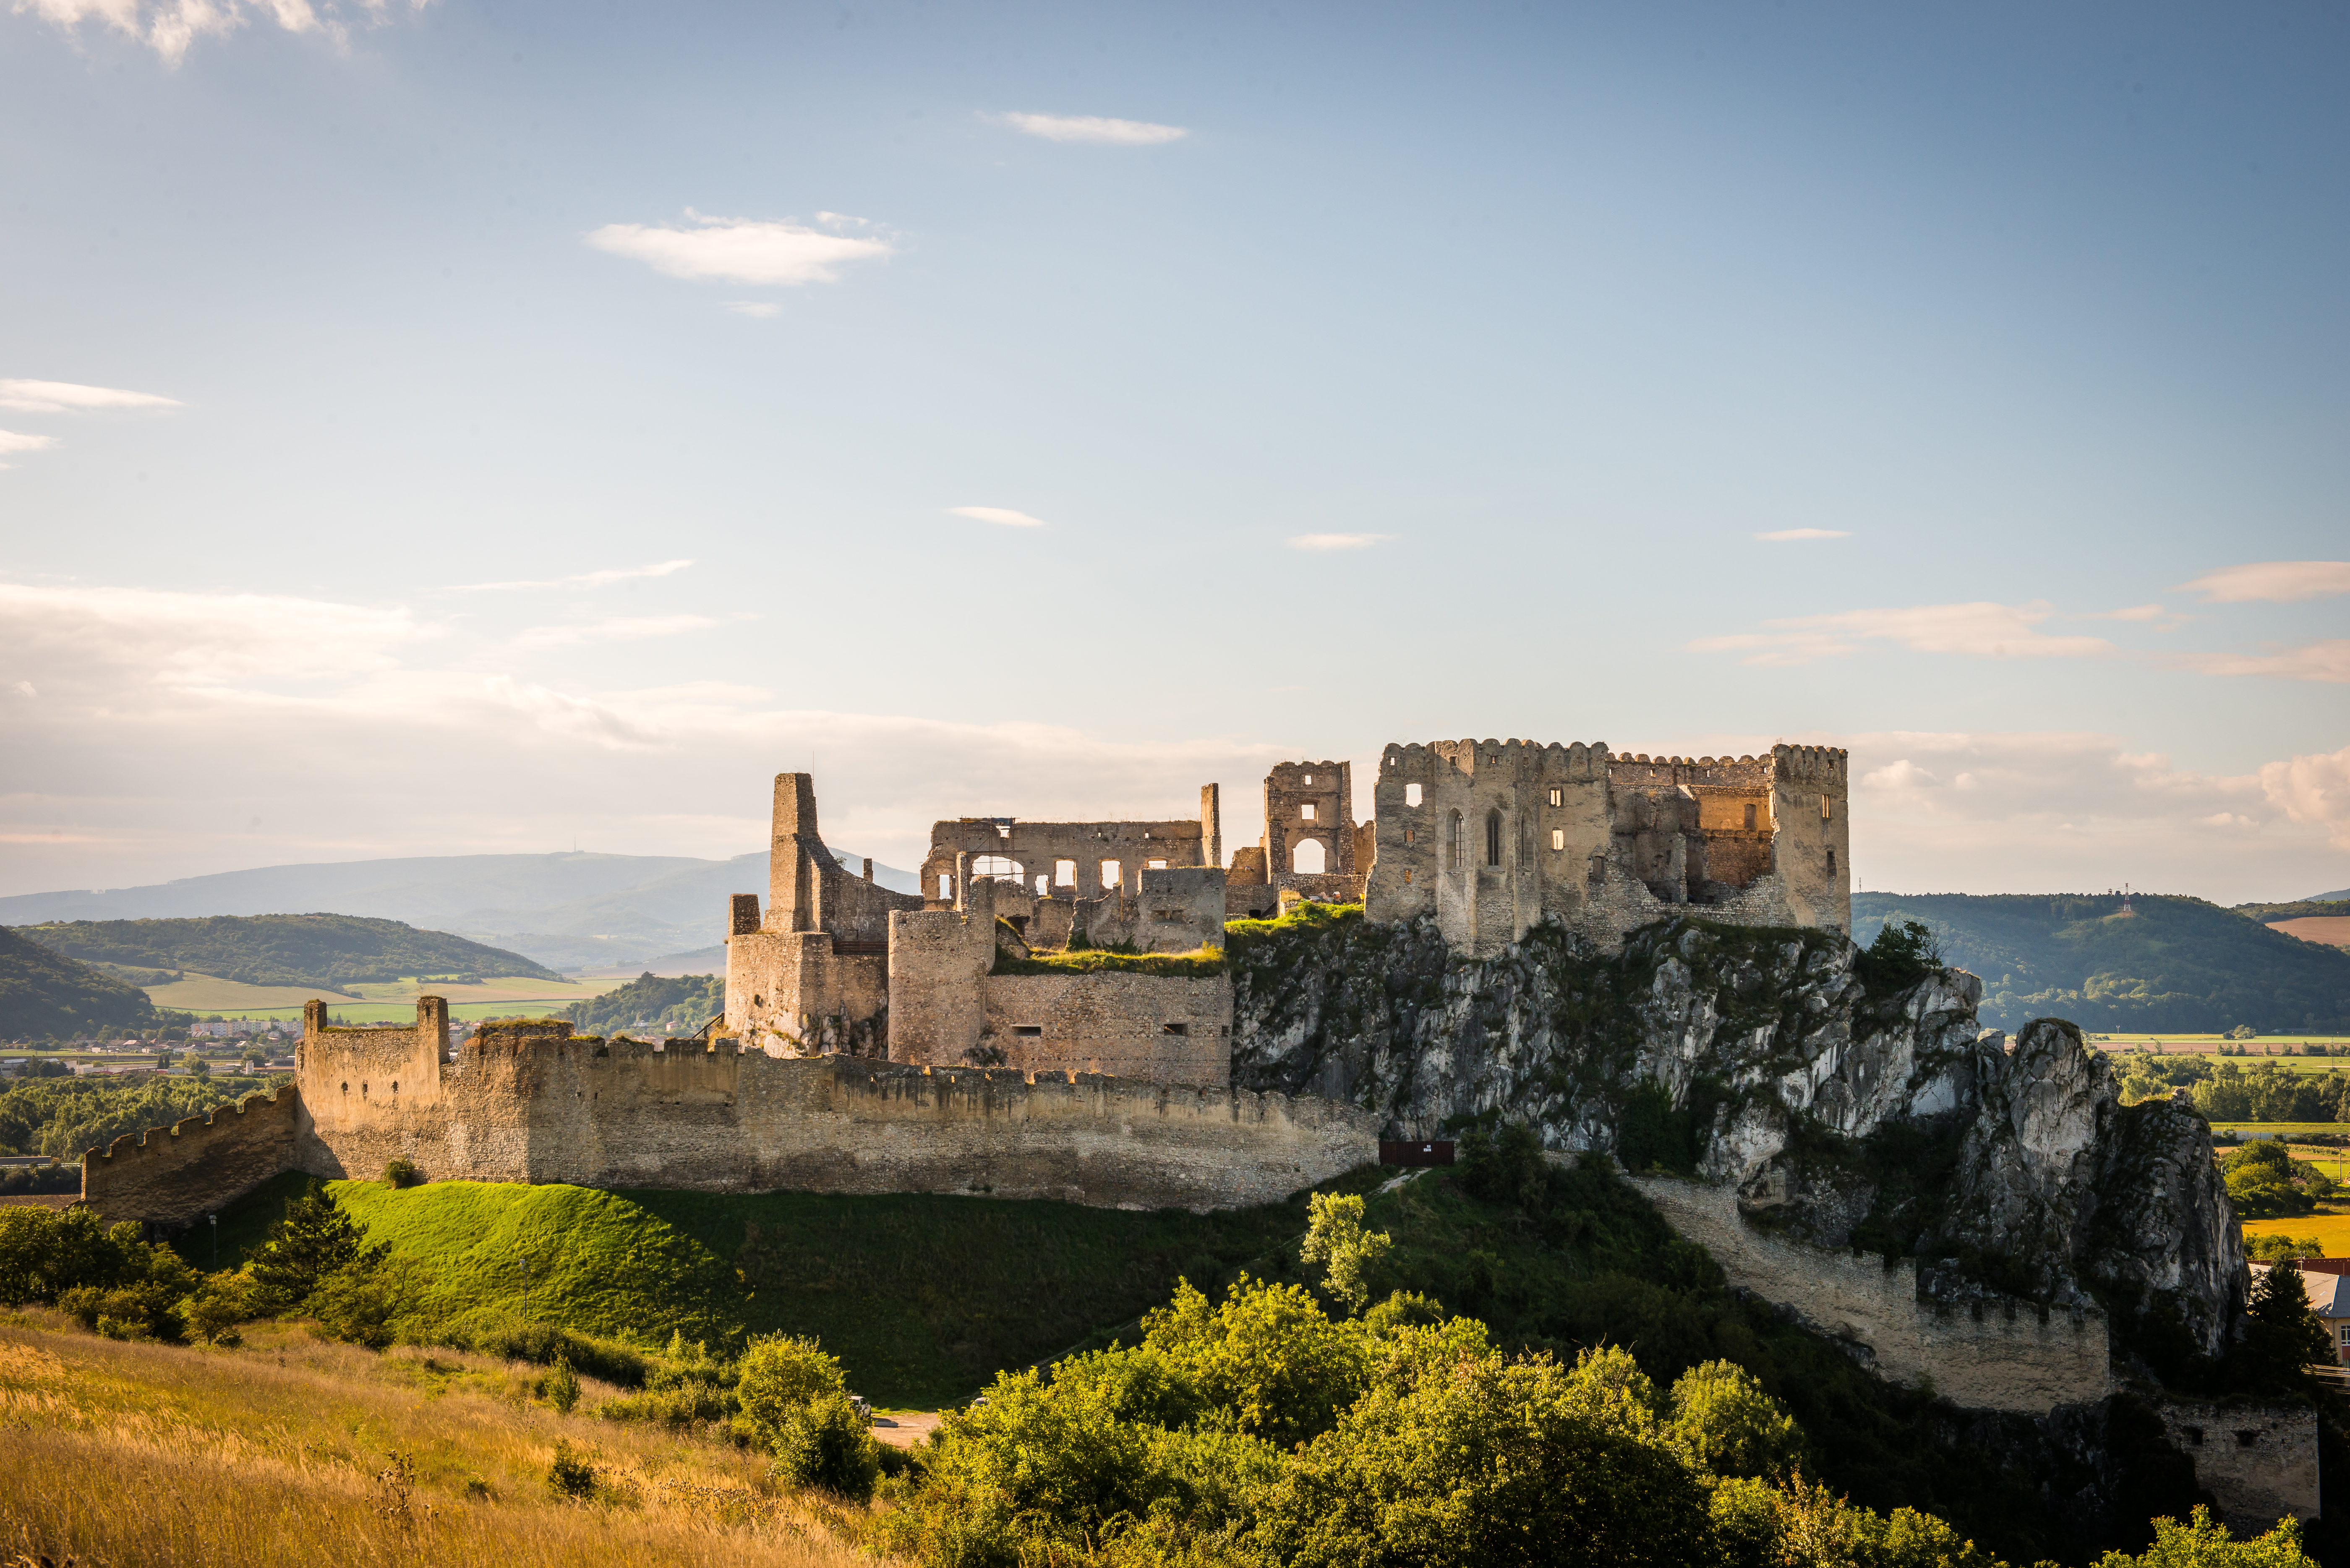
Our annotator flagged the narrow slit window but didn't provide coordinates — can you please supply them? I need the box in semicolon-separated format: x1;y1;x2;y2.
1551;829;1564;851
1447;811;1463;868
1744;803;1757;830
1147;858;1167;869
1013;1025;1042;1037
1303;774;1313;784
1403;827;1415;845
1486;812;1502;867
1163;1023;1188;1036
1822;798;1833;820
1547;788;1561;808
1827;849;1837;874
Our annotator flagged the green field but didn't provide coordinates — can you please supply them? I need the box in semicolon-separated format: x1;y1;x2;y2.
142;973;625;1024
2243;1211;2350;1253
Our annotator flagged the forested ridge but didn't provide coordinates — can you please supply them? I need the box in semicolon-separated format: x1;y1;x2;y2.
18;913;563;990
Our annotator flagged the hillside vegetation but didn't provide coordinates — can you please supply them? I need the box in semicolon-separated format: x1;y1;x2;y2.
0;1072;287;1160
562;971;724;1036
2235;899;2350;924
1851;892;2350;1033
0;925;171;1039
19;913;564;991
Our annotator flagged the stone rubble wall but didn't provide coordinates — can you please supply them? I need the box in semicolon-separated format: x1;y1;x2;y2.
81;1087;301;1227
983;972;1233;1087
1630;1174;2112;1414
2153;1398;2320;1531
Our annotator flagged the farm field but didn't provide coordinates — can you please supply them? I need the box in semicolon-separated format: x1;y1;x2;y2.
0;1312;865;1568
141;973;622;1023
2090;1033;2350;1053
2269;916;2350;949
2242;1211;2350;1254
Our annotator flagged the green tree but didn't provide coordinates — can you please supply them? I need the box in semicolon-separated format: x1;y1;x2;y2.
731;1333;849;1452
2231;1263;2335;1393
2090;1506;2316;1568
1143;1274;1371;1448
1671;1359;1804;1479
244;1184;387;1312
1301;1190;1393;1314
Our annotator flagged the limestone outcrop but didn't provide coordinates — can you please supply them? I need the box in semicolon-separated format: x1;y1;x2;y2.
1227;910;2243;1359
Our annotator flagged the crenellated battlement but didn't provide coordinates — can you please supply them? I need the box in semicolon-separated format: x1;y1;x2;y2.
82;1085;300;1227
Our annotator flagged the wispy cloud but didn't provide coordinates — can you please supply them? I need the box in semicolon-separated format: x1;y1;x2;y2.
1288;533;1392;551
586;211;893;287
988;111;1189;146
2177;561;2350;603
17;0;436;66
0;379;181;413
1754;528;1850;542
446;560;694;594
2087;604;2168;621
2174;640;2350;684
509;615;728;650
2261;742;2350;849
723;301;781;318
947;506;1047;528
0;431;59;455
1689;602;2113;666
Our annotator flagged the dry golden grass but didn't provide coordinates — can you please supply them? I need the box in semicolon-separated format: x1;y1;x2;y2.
0;1310;885;1568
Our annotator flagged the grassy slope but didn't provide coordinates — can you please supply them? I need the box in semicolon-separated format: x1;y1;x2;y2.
0;926;160;1038
1853;891;2350;1033
196;1171;1373;1409
20;913;564;991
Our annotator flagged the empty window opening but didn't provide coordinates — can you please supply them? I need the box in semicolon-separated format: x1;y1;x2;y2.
1403;827;1415;845
1163;1023;1189;1036
937;874;953;900
1486;812;1502;867
1147;858;1167;869
1827;849;1837;874
1548;788;1562;808
1588;855;1606;886
1100;859;1122;887
1006;915;1029;934
1035;875;1050;896
1402;869;1413;884
1551;829;1565;851
1303;774;1313;784
1301;802;1317;821
1822;798;1833;820
1447;811;1464;869
1405;783;1423;807
1293;838;1326;874
1055;858;1077;887
1013;1025;1043;1037
971;854;1022;884
2183;1427;2205;1448
2235;1430;2261;1449
1744;803;1757;830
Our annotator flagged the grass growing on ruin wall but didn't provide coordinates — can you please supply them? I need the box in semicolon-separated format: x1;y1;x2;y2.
0;1312;867;1568
989;946;1225;977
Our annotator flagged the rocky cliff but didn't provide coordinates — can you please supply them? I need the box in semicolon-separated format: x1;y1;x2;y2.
1227;908;2244;1363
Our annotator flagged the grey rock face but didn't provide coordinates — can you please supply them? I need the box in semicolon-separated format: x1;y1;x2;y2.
1228;912;2241;1357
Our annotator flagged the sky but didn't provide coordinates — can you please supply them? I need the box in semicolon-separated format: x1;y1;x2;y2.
0;0;2345;903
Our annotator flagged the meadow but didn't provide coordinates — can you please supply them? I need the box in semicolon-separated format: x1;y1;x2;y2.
0;1310;869;1568
144;973;625;1023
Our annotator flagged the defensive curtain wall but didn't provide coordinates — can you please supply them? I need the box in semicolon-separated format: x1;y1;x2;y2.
1367;741;1851;958
79;999;1376;1223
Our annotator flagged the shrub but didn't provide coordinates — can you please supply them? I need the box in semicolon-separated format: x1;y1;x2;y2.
1856;919;1942;997
546;1354;581;1415
546;1439;598;1500
1669;1359;1804;1479
244;1184;387;1312
177;1271;257;1346
732;1333;849;1452
1301;1191;1392;1314
769;1391;881;1500
383;1157;422;1188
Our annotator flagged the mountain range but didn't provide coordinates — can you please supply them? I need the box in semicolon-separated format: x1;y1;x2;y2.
0;851;919;973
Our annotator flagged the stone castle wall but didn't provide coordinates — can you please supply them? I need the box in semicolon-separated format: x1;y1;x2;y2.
983;971;1232;1087
1630;1175;2110;1414
81;1086;301;1227
295;1018;1373;1211
2154;1398;2321;1531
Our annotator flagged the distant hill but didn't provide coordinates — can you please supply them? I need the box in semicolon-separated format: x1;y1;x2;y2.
561;971;725;1037
18;914;563;991
0;849;918;972
1852;892;2350;1034
2233;900;2350;923
0;926;165;1039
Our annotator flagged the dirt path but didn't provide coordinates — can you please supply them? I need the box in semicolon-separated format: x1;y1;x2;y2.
870;1411;941;1451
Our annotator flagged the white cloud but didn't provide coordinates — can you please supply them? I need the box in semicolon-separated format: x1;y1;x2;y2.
2261;744;2350;851
989;111;1188;146
15;0;429;64
586;213;893;288
1688;601;2114;666
947;506;1047;528
0;431;59;454
2088;604;2167;621
2178;561;2350;603
2175;640;2350;684
1755;528;1850;542
1288;533;1393;551
723;302;781;318
509;615;728;650
9;681;34;698
446;559;694;594
0;379;180;413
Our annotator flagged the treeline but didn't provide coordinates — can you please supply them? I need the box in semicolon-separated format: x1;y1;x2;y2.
0;1072;287;1161
0;925;175;1038
561;972;724;1037
2120;1054;2350;1124
20;913;562;990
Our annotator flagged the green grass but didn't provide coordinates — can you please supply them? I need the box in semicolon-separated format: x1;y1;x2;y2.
187;1170;1378;1409
990;946;1225;977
